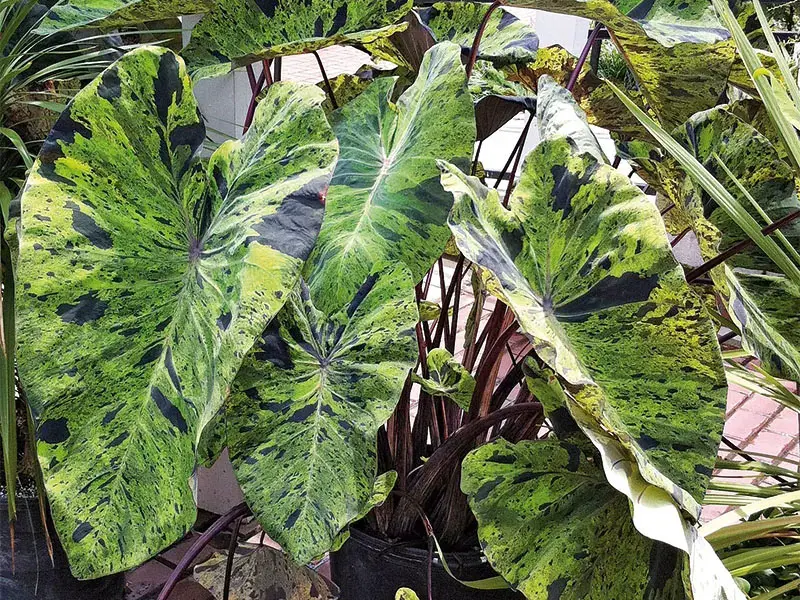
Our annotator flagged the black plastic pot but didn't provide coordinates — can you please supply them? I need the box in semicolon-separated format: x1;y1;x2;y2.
330;527;523;600
0;496;125;599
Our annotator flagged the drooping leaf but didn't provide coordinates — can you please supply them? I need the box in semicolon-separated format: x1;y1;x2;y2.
461;438;689;600
469;60;535;141
36;0;211;33
194;544;339;600
412;348;475;410
504;0;735;128
182;0;412;80
442;75;726;517
304;41;475;315
221;266;417;564
668;107;800;379
15;47;337;578
417;2;538;66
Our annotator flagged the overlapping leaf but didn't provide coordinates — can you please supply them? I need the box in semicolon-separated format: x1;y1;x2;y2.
417;2;538;66
442;76;726;517
221;267;417;563
505;0;735;128
470;60;535;141
36;0;211;33
304;41;475;314
668;107;800;379
462;438;689;600
15;47;336;578
182;0;412;80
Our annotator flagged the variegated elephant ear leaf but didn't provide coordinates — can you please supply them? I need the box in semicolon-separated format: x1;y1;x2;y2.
181;0;412;80
461;438;689;600
16;47;336;578
668;107;800;379
222;265;417;564
505;0;735;128
442;75;726;518
470;60;535;142
417;2;538;66
36;0;212;33
304;41;475;315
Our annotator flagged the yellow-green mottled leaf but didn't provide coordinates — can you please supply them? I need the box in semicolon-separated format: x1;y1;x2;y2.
16;47;337;578
221;266;417;564
304;42;475;315
37;0;211;33
412;348;475;410
182;0;412;80
505;0;735;128
462;438;689;600
442;75;726;518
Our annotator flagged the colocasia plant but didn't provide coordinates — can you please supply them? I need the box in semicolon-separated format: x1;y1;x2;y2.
5;0;800;598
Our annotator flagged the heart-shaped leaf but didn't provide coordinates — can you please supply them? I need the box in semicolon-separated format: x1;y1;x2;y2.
304;41;475;314
462;438;689;600
16;47;337;578
442;75;726;518
221;266;417;563
182;0;412;80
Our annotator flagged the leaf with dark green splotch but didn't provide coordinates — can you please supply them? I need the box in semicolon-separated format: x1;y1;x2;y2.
304;42;475;315
667;107;800;379
412;348;475;411
442;75;726;518
470;60;535;142
221;266;417;564
505;0;735;128
15;47;337;578
182;0;412;80
417;2;538;66
462;438;689;600
36;0;212;33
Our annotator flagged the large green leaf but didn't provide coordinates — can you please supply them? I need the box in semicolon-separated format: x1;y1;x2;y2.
505;0;735;128
417;2;538;66
181;0;412;80
462;438;689;600
304;41;475;314
441;75;726;517
221;266;417;563
669;107;800;379
37;0;211;33
15;47;337;578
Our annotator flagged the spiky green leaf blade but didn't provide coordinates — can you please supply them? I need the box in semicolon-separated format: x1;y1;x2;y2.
417;2;538;66
304;42;475;314
223;266;417;563
442;75;726;516
16;47;336;578
36;0;211;33
412;348;475;410
182;0;412;80
504;0;734;128
462;438;689;599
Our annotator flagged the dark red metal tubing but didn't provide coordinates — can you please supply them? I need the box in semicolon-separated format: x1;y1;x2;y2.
465;0;504;79
157;503;250;600
568;24;603;92
245;63;257;93
686;209;800;283
242;67;267;134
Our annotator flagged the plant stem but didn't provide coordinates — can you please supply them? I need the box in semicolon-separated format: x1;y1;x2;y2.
313;51;337;110
568;24;602;92
465;1;503;79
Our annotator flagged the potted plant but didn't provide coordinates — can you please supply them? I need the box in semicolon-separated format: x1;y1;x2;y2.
7;1;800;599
